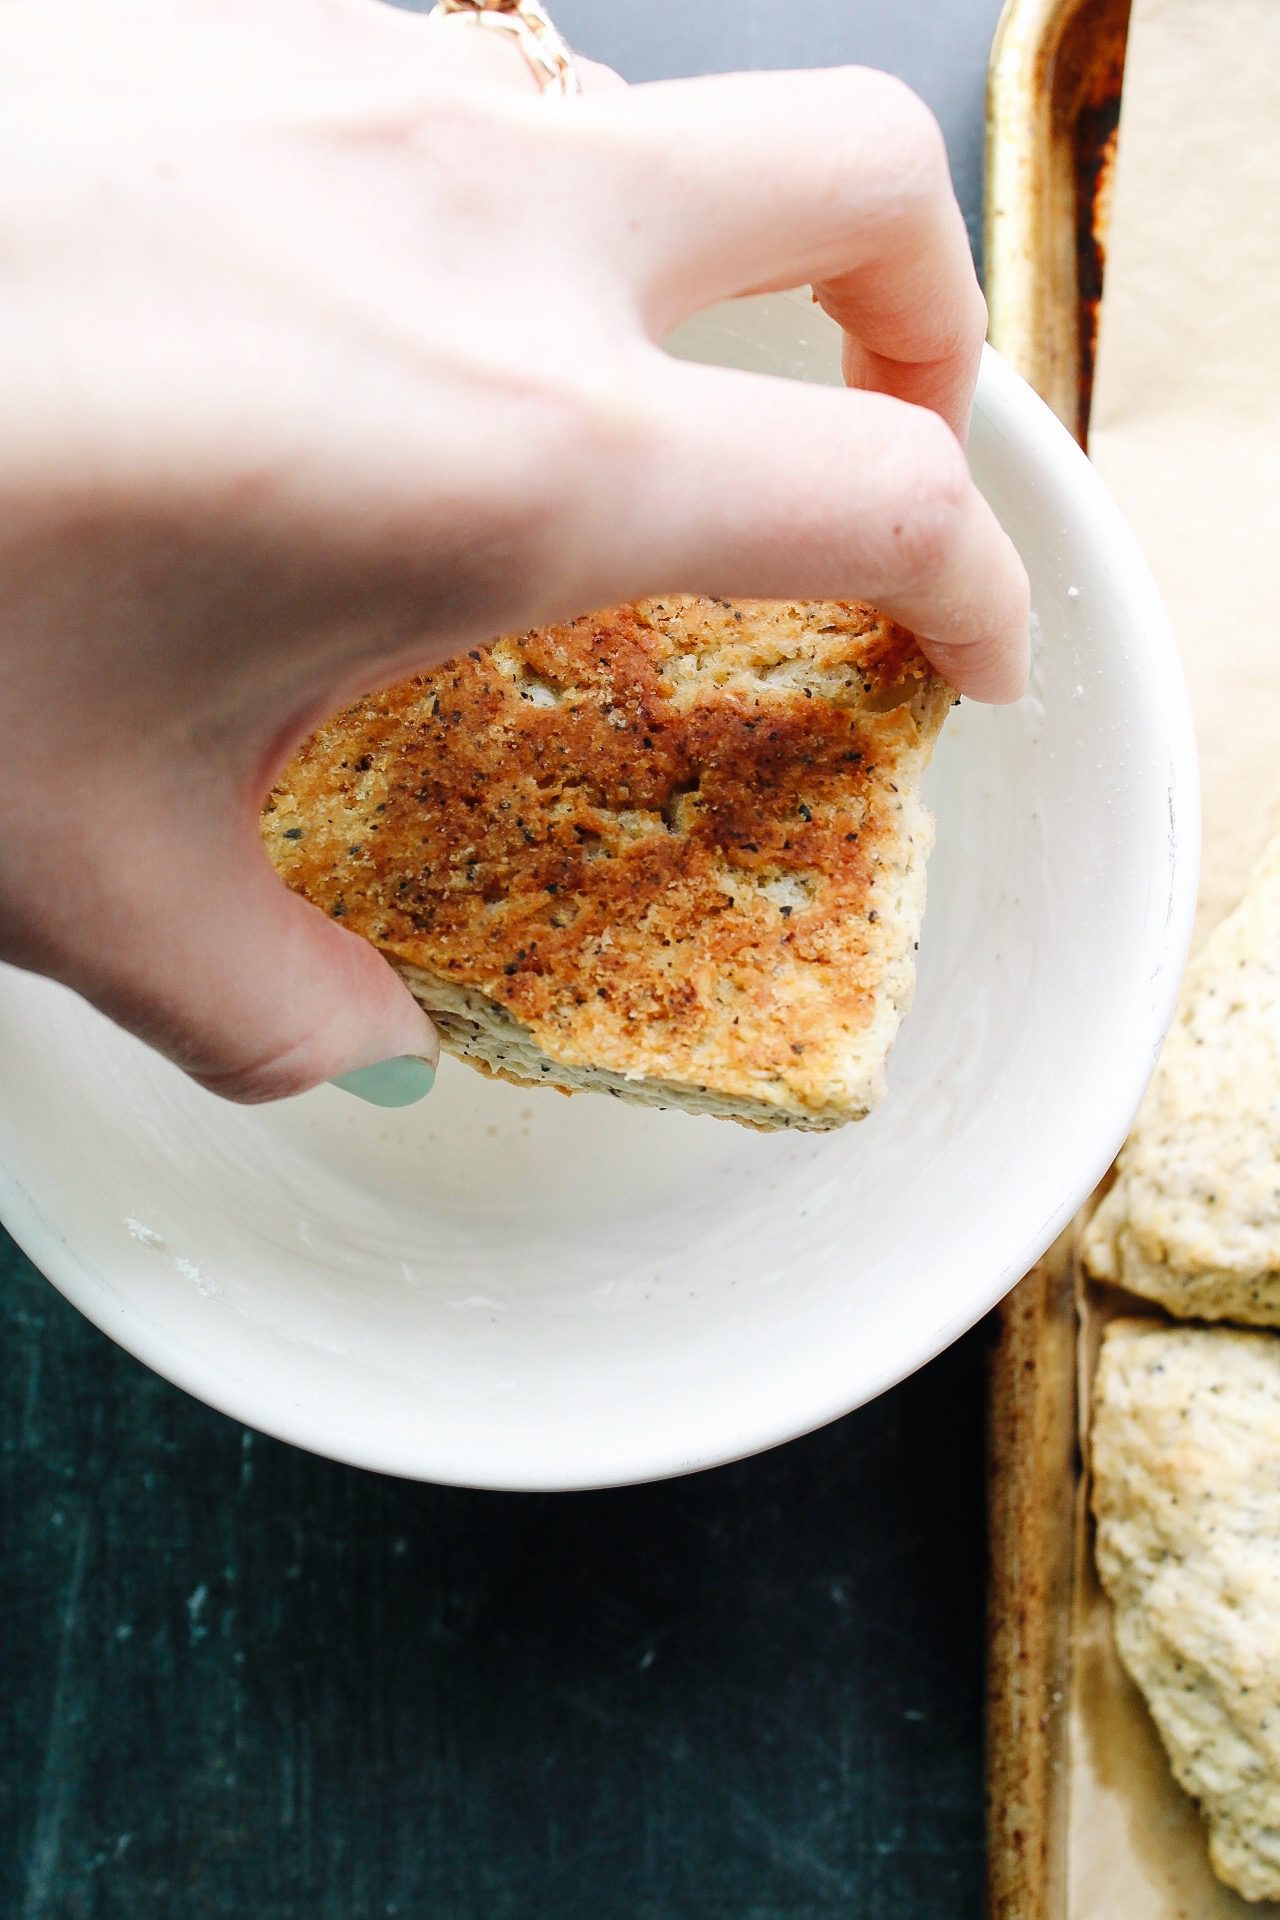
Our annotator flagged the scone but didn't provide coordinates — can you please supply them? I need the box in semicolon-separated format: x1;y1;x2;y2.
265;595;952;1131
1084;834;1280;1321
1092;1319;1280;1903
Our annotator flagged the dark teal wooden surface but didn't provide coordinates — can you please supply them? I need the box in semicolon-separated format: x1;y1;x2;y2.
3;3;1007;1913
2;1233;988;1920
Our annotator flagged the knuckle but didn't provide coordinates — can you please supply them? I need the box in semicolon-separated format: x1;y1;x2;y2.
522;370;623;502
846;68;949;185
475;350;649;563
905;407;970;502
734;69;942;229
883;413;972;580
803;72;956;277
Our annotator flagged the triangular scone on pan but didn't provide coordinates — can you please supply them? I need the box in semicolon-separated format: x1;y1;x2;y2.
1092;1319;1280;1903
1085;835;1280;1321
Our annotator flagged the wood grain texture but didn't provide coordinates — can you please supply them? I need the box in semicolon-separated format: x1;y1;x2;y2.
1;1230;989;1920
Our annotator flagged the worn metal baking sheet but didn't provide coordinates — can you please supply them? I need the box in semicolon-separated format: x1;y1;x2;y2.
985;1230;1080;1920
986;4;1280;1911
983;0;1130;1912
985;0;1129;444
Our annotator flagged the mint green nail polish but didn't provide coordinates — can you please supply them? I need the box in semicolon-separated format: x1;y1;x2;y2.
330;1057;436;1108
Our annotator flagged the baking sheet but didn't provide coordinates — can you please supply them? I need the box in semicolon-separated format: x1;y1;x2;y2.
985;0;1130;442
986;0;1280;1912
985;1;1129;1911
1077;0;1280;1896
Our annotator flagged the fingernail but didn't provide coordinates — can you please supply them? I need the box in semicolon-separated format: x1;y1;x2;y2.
329;1057;436;1108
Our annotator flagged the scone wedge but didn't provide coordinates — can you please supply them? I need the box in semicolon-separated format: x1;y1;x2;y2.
265;596;952;1130
1092;1319;1280;1903
1084;834;1280;1321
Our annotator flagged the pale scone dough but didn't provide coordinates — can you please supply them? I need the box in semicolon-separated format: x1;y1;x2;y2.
1093;1319;1280;1903
1084;834;1280;1323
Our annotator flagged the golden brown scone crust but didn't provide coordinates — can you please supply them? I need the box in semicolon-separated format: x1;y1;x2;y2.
265;596;951;1128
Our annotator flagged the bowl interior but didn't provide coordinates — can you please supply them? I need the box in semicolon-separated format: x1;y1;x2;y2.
0;298;1197;1488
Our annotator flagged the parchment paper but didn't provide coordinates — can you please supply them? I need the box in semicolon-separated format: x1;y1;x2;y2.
1089;0;1280;943
1071;1;1280;1911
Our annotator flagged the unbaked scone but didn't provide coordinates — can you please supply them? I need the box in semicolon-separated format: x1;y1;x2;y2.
265;596;951;1130
1084;835;1280;1321
1092;1319;1280;1903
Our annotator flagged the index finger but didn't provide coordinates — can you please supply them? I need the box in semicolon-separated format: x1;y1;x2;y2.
602;66;986;440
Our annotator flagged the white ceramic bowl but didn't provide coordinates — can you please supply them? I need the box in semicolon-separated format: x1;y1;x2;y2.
0;301;1197;1489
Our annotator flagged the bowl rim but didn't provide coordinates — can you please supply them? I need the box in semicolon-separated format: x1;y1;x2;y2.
0;347;1200;1488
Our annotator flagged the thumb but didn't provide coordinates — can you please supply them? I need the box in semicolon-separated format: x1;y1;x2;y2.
57;811;439;1107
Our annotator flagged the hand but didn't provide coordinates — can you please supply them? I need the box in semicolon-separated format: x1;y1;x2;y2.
0;0;1030;1103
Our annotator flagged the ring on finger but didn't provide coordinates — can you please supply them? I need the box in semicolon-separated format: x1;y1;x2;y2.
428;0;582;98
